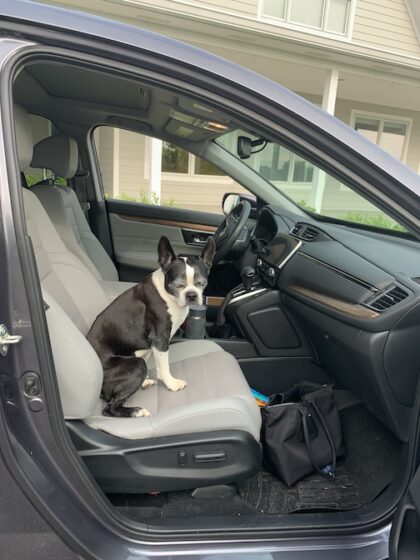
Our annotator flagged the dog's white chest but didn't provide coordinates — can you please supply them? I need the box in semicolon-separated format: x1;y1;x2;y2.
152;269;189;337
167;301;189;337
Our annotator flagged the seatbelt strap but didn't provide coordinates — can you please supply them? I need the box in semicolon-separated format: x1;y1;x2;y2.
72;170;91;221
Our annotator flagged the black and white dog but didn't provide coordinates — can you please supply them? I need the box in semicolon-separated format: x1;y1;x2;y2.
87;235;215;418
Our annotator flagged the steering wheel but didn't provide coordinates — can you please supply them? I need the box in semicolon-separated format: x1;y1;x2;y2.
212;200;251;265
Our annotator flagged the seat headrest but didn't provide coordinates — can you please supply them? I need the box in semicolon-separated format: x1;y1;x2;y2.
14;104;33;172
31;135;79;179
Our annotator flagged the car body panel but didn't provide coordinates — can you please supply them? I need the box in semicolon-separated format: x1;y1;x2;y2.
0;2;418;558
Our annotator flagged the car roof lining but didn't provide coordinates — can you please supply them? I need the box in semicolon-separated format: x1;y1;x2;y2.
13;59;235;149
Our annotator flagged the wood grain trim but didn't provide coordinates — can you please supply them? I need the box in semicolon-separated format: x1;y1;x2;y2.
206;296;224;307
289;284;379;320
116;214;217;233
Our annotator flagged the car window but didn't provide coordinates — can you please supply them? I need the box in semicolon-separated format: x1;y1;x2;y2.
93;126;251;214
217;129;406;232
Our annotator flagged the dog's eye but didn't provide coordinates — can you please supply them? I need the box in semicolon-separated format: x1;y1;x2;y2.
194;281;206;288
174;283;186;289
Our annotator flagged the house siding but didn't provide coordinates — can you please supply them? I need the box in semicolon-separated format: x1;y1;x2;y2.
353;0;420;57
192;0;258;18
117;130;147;195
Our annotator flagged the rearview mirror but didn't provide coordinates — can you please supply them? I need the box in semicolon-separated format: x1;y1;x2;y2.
237;135;267;159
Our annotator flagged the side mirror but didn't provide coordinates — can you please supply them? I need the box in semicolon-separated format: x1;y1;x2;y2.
223;193;240;215
222;192;257;217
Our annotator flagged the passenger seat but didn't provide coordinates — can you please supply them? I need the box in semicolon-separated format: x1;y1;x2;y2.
30;135;133;300
15;105;261;493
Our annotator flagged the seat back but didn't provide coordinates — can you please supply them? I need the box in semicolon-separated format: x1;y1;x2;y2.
14;105;105;418
31;135;119;281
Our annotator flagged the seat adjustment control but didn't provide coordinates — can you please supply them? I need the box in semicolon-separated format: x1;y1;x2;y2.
178;450;187;467
193;451;226;463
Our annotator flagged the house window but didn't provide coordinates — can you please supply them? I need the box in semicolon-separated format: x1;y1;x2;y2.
352;114;411;161
162;142;225;176
262;0;351;36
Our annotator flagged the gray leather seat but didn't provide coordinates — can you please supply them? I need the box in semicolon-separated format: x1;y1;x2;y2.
15;105;261;445
30;136;134;301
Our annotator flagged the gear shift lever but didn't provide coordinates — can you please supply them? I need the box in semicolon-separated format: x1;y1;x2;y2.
241;266;256;292
216;266;257;327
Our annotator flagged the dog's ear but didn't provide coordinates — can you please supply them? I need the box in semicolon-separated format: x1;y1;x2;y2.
158;235;176;271
201;237;215;272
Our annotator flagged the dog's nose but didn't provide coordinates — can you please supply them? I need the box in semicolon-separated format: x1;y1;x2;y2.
186;291;198;302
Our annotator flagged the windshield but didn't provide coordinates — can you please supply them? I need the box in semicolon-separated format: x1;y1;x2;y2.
216;129;406;233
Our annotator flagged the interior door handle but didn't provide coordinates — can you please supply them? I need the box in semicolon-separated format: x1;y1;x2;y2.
192;235;207;245
182;229;212;246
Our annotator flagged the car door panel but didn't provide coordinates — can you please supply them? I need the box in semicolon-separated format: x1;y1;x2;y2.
106;200;222;279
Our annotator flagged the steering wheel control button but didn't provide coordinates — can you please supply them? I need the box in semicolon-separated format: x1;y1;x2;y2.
23;371;42;397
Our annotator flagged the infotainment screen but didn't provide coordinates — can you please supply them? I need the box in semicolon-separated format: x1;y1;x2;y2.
263;235;301;268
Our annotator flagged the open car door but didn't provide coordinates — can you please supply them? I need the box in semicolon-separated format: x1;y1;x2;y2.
389;466;420;559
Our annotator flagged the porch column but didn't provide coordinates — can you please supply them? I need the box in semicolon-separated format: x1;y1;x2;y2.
148;137;162;203
311;69;339;212
112;128;120;198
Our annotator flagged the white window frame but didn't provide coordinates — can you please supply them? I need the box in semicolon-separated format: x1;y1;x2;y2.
162;148;232;183
258;0;357;42
350;110;413;164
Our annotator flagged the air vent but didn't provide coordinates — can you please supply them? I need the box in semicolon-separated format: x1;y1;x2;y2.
290;223;304;237
367;285;410;311
290;223;320;241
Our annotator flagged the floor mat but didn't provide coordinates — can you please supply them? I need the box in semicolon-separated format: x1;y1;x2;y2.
239;465;361;514
111;403;402;519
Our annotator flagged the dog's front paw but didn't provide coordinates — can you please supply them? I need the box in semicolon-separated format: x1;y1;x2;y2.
131;407;151;418
141;378;157;389
165;377;188;392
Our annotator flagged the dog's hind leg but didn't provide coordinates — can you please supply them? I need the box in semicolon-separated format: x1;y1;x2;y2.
102;356;151;418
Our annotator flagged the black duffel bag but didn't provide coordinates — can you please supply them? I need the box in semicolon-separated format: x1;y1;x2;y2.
261;382;345;487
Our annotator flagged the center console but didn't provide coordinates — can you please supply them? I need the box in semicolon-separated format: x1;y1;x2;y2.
256;236;302;287
202;233;306;359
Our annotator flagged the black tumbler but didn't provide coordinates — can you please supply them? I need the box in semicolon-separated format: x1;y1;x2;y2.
185;303;207;339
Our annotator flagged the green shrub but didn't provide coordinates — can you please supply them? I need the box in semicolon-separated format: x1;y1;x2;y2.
342;212;406;232
105;191;176;207
296;199;317;213
26;174;68;187
26;174;43;187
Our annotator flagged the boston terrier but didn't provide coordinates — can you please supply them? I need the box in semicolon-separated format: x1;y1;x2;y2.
87;235;215;418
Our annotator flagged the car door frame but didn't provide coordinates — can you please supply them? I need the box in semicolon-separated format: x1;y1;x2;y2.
1;3;420;557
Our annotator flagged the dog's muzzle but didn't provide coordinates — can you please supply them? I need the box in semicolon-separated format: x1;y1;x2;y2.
185;290;199;303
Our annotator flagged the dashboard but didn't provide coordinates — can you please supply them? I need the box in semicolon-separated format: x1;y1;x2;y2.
250;205;420;441
253;206;420;332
